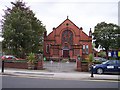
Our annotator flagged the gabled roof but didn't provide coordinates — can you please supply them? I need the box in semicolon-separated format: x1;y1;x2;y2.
55;17;89;37
47;17;89;38
55;17;81;30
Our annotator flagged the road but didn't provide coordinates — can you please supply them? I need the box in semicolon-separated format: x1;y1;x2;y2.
2;75;119;88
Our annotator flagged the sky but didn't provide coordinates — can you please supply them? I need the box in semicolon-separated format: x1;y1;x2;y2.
0;0;119;41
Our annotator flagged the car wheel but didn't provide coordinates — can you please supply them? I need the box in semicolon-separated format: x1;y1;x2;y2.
97;68;104;74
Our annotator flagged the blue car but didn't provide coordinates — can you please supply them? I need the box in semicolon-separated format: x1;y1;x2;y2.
92;60;120;74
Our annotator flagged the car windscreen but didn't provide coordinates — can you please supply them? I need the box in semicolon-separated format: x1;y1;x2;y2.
102;60;109;64
102;60;118;65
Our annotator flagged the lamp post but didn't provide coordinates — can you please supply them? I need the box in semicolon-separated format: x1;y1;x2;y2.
0;30;4;73
91;65;94;77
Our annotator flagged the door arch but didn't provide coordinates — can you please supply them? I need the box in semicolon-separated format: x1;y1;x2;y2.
63;49;69;58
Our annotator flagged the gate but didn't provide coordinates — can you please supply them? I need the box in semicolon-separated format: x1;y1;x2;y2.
43;61;76;72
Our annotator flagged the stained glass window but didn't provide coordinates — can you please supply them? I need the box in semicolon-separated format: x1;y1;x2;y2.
62;30;73;45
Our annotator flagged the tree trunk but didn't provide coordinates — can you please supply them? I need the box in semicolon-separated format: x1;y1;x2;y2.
105;50;108;60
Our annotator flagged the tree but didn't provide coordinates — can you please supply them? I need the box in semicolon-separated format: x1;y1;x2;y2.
98;51;106;58
2;0;46;58
113;26;120;49
93;22;120;59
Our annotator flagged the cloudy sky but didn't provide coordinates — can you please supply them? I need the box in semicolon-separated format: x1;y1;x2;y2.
0;0;119;41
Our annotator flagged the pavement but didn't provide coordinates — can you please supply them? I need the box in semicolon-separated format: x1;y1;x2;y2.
1;68;120;81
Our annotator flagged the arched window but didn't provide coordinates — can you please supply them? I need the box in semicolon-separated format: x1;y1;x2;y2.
62;30;73;45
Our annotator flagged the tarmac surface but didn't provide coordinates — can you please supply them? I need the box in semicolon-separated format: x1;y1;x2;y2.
1;68;119;81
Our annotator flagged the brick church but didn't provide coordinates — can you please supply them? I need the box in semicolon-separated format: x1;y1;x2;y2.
44;17;92;61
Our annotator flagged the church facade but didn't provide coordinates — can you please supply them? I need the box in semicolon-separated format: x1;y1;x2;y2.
44;18;92;61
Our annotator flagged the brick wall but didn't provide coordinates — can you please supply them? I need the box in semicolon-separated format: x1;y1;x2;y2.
4;61;88;72
4;62;28;69
4;61;43;70
81;63;88;72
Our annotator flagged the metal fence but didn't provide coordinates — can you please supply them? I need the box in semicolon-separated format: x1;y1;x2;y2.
43;61;76;72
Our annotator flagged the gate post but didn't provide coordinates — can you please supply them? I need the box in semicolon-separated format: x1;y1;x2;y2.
37;54;44;70
37;60;43;69
2;60;4;73
76;55;82;71
91;65;94;77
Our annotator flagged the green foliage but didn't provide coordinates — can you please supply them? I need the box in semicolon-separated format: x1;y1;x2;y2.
77;55;81;60
93;22;120;59
109;57;120;60
2;0;46;58
4;60;27;63
62;59;69;62
27;52;36;64
89;53;94;62
81;60;89;63
98;51;106;57
92;60;102;64
93;22;120;50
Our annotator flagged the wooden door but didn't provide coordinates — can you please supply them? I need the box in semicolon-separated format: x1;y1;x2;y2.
63;50;69;58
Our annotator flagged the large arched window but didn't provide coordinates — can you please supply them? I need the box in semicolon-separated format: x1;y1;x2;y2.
62;30;73;45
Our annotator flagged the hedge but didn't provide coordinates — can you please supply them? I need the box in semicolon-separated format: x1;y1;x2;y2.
3;60;28;63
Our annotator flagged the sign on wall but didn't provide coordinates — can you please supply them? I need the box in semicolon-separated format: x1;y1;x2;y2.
108;51;120;57
111;51;117;58
108;52;111;57
118;51;120;57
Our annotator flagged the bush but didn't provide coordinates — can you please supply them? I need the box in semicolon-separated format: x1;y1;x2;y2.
81;60;89;63
4;60;27;63
13;60;27;63
27;53;36;64
89;53;94;62
62;59;69;62
92;60;102;64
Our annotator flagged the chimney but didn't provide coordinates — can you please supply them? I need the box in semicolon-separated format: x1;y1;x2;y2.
53;27;56;30
80;27;83;30
89;28;92;37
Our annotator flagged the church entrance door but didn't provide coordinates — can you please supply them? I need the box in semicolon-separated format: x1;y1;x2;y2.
63;50;69;58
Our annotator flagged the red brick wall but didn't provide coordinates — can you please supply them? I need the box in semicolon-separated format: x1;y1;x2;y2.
4;61;43;69
4;62;28;69
44;18;92;60
81;63;89;72
4;61;88;72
